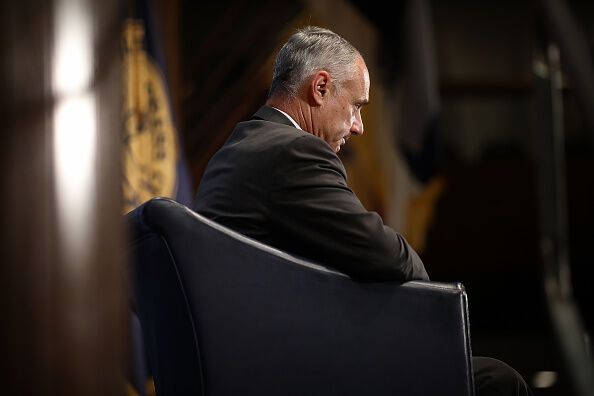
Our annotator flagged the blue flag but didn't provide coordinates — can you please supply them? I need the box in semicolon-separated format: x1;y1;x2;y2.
122;0;193;214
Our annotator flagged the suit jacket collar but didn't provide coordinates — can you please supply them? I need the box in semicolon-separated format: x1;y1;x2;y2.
252;105;296;128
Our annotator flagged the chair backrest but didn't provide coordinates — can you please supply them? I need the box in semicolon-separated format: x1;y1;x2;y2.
126;197;475;396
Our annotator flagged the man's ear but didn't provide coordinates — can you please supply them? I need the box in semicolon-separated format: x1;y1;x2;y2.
310;70;330;106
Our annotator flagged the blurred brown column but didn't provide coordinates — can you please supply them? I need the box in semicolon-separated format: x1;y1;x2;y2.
0;1;126;395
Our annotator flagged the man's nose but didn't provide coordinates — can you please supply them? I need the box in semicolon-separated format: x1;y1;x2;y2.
351;113;364;136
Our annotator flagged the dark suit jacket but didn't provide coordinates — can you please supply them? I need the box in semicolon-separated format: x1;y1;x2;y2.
194;105;429;281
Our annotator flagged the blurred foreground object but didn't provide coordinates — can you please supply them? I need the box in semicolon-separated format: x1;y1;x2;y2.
0;1;126;395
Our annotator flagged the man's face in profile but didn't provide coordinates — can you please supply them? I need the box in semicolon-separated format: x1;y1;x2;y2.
315;57;370;153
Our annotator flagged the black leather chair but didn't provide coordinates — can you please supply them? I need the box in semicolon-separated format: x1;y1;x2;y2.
126;197;475;396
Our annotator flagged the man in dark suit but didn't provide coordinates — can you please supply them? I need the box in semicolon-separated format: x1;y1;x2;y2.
194;26;532;396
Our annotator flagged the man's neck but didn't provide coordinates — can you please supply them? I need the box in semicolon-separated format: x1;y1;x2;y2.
271;107;302;130
265;96;312;133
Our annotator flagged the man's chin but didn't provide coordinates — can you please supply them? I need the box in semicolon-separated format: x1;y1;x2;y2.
335;139;347;153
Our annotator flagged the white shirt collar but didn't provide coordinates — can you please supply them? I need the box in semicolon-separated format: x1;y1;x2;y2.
271;107;302;130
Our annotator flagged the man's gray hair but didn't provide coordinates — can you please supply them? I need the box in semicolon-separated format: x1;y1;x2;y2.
268;26;362;98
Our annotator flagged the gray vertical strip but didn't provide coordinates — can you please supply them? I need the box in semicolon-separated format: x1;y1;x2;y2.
536;0;594;147
533;40;594;396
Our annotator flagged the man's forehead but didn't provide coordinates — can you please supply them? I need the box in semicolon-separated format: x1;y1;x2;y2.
334;57;369;100
356;58;370;101
363;68;370;99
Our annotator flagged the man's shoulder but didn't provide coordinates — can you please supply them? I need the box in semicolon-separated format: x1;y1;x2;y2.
236;117;309;143
228;117;332;157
